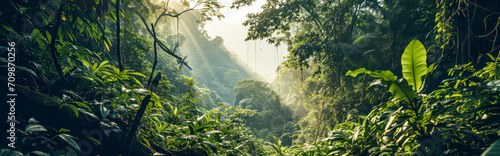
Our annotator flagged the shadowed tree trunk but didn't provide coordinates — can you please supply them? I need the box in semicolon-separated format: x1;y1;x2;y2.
116;0;123;71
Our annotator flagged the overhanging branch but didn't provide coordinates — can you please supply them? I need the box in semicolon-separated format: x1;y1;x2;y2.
130;8;192;70
154;9;194;27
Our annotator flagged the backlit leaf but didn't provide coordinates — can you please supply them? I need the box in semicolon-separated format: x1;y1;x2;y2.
401;39;427;92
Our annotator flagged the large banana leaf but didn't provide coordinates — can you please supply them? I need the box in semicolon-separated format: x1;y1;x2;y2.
401;39;427;92
482;139;500;156
388;79;416;104
345;68;397;82
346;68;415;103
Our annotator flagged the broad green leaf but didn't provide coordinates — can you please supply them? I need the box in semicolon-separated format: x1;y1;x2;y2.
202;141;218;154
91;63;98;72
427;63;435;74
101;71;113;76
127;72;146;77
25;124;47;133
31;29;45;49
482;139;500;156
401;39;427;92
130;77;143;87
58;27;64;41
385;113;396;132
389;79;416;103
346;68;397;82
45;30;51;43
487;53;495;61
87;136;101;145
378;70;398;82
57;134;80;151
195;124;211;133
69;105;79;117
31;29;41;41
346;68;371;77
101;34;110;51
329;148;346;155
72;101;91;111
205;114;211;122
176;105;191;116
79;59;91;70
59;128;71;133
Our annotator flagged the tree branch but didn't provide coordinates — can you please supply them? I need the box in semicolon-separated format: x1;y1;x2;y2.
154;9;194;27
300;5;324;35
124;73;162;155
153;0;204;28
131;8;192;70
50;3;66;80
147;23;158;88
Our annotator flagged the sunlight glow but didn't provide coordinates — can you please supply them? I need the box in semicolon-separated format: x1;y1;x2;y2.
203;0;288;82
154;0;288;82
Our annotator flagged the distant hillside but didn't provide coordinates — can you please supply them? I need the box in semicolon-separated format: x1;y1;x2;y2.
172;12;265;106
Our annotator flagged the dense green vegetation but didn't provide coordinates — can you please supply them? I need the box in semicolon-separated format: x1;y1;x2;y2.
1;0;499;155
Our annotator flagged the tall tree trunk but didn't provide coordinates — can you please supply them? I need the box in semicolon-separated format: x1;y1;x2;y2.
116;0;123;71
124;73;162;155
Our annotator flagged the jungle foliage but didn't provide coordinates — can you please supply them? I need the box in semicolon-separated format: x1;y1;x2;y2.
0;0;264;155
237;0;500;155
1;0;500;155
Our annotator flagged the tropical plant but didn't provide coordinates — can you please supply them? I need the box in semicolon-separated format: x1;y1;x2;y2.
270;136;288;155
0;118;81;155
274;39;499;156
336;39;500;155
